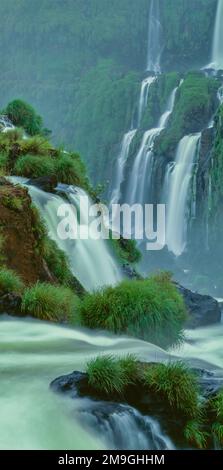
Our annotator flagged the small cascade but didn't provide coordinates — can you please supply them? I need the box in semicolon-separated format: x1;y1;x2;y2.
79;402;174;450
9;177;122;291
166;133;201;256
147;0;162;73
0;115;14;133
126;128;159;205
211;0;223;70
138;76;156;126
110;129;137;205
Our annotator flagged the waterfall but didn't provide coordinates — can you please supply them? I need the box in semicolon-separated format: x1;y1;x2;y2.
138;76;156;126
126;84;180;207
166;133;201;256
0;115;14;133
211;0;223;70
81;402;174;450
110;129;137;205
147;0;162;72
9;177;122;291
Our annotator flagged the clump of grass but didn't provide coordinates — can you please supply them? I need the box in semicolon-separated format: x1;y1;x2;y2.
21;282;80;322
212;422;223;444
78;273;187;348
143;362;199;418
20;135;52;156
55;153;89;188
87;355;129;396
0;267;24;294
14;154;55;178
184;420;209;449
211;389;223;421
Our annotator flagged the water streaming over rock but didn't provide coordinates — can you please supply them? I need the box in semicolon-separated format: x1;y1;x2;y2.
0;115;14;133
138;76;156;126
9;177;122;291
1;315;222;450
126;84;180;207
0;316;175;450
166;133;201;256
147;0;162;73
110;129;137;205
211;0;223;70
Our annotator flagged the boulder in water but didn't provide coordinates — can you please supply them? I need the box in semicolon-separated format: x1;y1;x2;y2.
177;284;221;328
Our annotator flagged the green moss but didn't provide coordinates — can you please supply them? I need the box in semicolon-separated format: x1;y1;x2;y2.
0;267;24;294
155;72;219;157
43;238;73;286
1;194;24;211
78;273;187;348
21;282;80;322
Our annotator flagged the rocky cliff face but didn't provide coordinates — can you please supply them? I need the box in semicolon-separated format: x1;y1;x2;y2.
0;178;52;284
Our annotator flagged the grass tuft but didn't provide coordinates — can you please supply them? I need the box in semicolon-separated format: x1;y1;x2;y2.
0;267;24;294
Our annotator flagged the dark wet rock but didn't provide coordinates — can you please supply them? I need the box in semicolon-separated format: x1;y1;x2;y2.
122;263;141;280
177;284;221;328
0;292;22;316
27;175;57;193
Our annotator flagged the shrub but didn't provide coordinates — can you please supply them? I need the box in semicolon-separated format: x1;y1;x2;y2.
87;355;129;396
21;282;80;321
184;420;208;449
20;135;52;156
0;267;24;294
78;274;187;348
14;154;55;178
143;362;199;418
3;100;43;136
0;127;24;144
55;153;88;187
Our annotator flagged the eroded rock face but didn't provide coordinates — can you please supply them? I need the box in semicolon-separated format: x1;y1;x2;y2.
178;284;221;328
0;178;53;284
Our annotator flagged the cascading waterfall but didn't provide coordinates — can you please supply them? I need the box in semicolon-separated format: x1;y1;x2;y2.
126;84;180;207
9;177;122;291
138;76;156;126
211;0;223;70
147;0;162;73
110;129;137;205
166;133;201;256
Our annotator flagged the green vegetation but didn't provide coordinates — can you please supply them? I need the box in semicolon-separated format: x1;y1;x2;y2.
155;72;219;157
87;355;132;396
21;282;80;322
141;72;180;131
0;267;24;294
144;362;199;418
2;100;46;136
14;154;55;178
111;236;141;264
43;239;73;286
78;273;187;348
184;420;208;449
1;193;24;211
